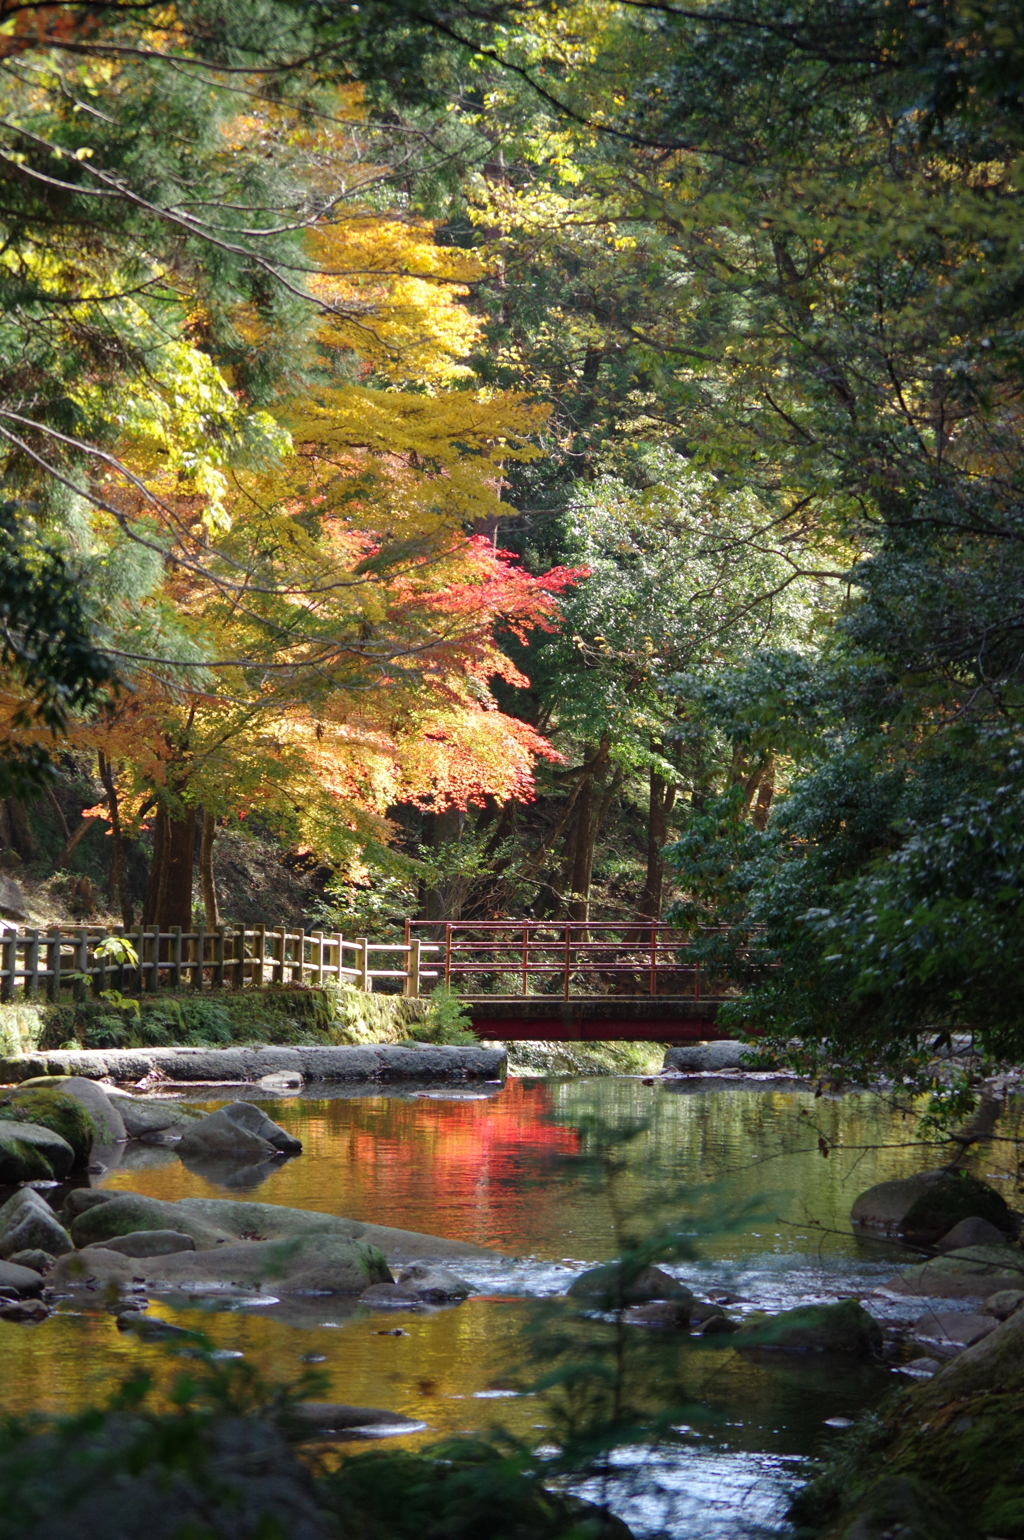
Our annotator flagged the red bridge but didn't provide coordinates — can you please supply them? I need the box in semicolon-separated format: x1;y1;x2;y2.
407;920;734;1044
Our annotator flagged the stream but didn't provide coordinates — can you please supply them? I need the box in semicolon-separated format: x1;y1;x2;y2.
4;1074;1018;1538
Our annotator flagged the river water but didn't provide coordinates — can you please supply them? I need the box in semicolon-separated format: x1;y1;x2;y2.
4;1075;1017;1538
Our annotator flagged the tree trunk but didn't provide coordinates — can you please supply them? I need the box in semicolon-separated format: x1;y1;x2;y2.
6;798;37;862
639;769;677;920
565;755;622;924
199;807;220;929
751;756;776;831
143;803;196;930
422;805;467;921
98;752;133;927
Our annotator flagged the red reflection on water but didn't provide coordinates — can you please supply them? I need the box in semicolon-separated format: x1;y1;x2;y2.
287;1078;580;1253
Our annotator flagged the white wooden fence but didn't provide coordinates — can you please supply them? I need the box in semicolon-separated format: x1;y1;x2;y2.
0;924;439;1004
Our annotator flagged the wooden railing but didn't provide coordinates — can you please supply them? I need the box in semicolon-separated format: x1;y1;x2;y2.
0;918;722;1005
0;924;439;1003
406;920;724;999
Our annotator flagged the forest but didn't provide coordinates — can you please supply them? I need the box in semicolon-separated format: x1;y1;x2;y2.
3;0;1024;1086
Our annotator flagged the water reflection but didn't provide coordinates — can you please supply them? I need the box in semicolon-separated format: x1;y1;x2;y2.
3;1077;1017;1539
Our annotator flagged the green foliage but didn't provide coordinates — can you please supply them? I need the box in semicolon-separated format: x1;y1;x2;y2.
37;988;335;1051
0;503;116;793
404;985;478;1046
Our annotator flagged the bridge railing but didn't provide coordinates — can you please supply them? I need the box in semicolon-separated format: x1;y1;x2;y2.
0;918;726;1004
406;919;731;1000
0;923;440;1003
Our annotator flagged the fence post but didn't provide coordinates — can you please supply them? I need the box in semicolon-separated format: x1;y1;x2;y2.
313;931;324;987
564;922;571;1002
93;927;108;997
233;928;244;988
357;937;369;992
170;926;182;989
213;927;226;989
25;928;40;999
134;925;146;993
193;927;205;990
273;927;285;987
404;936;421;998
522;921;529;997
650;923;657;997
147;927;160;992
254;924;266;987
335;932;344;985
47;927;61;1002
74;927;89;1002
445;923;452;987
0;929;14;1003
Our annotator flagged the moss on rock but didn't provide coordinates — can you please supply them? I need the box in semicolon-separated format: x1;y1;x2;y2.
0;1088;93;1165
795;1307;1024;1536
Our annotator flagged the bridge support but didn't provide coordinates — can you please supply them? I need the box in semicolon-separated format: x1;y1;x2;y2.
464;997;734;1044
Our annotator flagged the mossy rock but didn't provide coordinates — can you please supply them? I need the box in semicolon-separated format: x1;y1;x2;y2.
0;1088;94;1166
734;1299;883;1357
901;1169;1013;1245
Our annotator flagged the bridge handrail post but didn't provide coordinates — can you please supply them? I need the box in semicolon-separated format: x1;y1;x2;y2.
650;923;656;996
563;923;571;1001
404;936;421;998
444;923;452;987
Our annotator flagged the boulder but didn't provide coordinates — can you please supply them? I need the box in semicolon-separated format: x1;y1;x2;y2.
900;1170;1013;1245
0;1117;78;1181
883;1245;1024;1299
0;1086;96;1164
359;1282;424;1307
103;1095;202;1140
0;1413;337;1540
567;1263;692;1309
852;1168;1013;1244
915;1299;1024;1409
61;1188;116;1223
694;1313;739;1336
66;1190;494;1265
0;873;27;920
175;1103;299;1164
912;1309;998;1355
29;1077;126;1144
733;1299;883;1357
623;1300;692;1330
0;1187;73;1259
70;1194;234;1252
0;1296;49;1323
93;1230;197;1258
0;1257;44;1297
984;1288;1024;1320
813;1474;970;1540
662;1041;748;1073
215;1102;302;1152
936;1216;1010;1252
7;1249;54;1273
54;1232;391;1297
395;1262;472;1301
171;1197;494;1262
